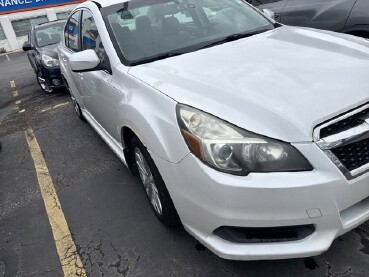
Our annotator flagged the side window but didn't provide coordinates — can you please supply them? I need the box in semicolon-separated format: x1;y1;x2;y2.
81;10;106;60
65;11;80;51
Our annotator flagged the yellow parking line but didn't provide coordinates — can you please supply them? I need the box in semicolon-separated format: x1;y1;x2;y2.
25;128;87;277
41;102;69;113
10;80;16;88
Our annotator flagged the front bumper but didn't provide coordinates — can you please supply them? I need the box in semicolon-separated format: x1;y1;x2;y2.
151;142;369;260
40;66;65;89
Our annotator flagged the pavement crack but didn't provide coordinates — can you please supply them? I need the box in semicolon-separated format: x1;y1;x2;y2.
108;240;126;276
354;226;369;255
323;260;333;277
335;268;354;276
323;260;355;277
70;232;117;276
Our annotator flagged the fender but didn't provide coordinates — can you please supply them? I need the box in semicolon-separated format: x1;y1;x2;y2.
114;69;190;164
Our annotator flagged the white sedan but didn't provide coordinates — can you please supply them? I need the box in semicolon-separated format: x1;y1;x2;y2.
59;0;369;260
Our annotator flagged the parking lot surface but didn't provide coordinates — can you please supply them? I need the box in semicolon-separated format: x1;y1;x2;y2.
0;52;369;276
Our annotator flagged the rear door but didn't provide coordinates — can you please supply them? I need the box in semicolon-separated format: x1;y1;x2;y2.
247;0;288;22
59;10;84;105
280;0;357;31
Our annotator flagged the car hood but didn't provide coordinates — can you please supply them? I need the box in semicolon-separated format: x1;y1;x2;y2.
128;26;369;142
39;43;59;59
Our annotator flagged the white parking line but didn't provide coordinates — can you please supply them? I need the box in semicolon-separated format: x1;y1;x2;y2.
6;55;10;62
10;80;16;88
12;90;18;97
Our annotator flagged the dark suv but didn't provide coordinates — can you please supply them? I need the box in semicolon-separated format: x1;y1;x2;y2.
248;0;369;38
23;20;66;93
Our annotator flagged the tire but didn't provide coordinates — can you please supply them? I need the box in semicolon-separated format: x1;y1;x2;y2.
37;71;54;93
66;82;85;121
131;136;180;227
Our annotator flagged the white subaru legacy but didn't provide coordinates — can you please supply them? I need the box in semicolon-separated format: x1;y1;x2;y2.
59;0;369;260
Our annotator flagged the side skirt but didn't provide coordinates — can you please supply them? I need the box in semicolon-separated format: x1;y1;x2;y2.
81;109;128;167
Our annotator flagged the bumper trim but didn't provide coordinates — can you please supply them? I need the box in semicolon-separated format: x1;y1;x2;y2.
340;195;369;229
214;224;316;243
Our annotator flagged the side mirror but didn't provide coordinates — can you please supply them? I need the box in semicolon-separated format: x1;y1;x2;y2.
22;42;34;51
262;9;276;20
70;49;101;72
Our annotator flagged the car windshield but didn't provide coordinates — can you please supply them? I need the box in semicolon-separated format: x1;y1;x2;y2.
35;22;65;47
102;0;274;65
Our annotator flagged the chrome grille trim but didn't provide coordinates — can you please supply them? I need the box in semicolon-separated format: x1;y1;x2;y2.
314;103;369;180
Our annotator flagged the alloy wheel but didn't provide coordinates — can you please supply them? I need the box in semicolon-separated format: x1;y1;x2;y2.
37;71;53;93
134;147;163;215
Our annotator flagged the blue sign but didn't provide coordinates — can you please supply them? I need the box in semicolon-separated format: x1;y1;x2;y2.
0;0;82;14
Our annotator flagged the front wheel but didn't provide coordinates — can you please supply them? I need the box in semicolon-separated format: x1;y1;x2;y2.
37;71;53;93
131;137;180;227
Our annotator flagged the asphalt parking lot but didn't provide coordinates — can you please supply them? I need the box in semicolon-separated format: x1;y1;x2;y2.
0;51;369;277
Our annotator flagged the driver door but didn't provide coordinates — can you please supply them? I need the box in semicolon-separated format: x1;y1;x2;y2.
77;9;121;141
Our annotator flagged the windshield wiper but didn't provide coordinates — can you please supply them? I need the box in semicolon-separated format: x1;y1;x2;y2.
41;42;58;47
198;29;269;50
131;52;184;65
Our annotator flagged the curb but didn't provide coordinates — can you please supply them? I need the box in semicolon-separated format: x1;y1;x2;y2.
0;49;23;56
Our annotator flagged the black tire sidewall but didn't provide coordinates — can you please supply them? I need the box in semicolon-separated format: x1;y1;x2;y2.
67;86;85;121
131;137;179;227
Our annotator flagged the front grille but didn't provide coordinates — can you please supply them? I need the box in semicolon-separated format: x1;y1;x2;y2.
331;138;369;171
320;107;369;138
314;103;369;179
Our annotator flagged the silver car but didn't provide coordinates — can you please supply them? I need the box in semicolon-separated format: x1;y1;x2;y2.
59;0;369;260
248;0;369;38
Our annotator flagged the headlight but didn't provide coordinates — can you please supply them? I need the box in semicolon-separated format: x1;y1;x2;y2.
177;104;313;175
42;54;60;67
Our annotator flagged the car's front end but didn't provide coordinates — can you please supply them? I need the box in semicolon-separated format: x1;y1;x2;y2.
37;47;65;92
126;25;369;259
78;0;369;260
150;103;369;260
28;20;66;93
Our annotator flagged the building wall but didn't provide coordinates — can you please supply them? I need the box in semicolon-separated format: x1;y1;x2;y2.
0;3;81;52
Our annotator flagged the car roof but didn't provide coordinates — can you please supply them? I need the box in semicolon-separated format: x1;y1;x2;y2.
34;20;66;29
